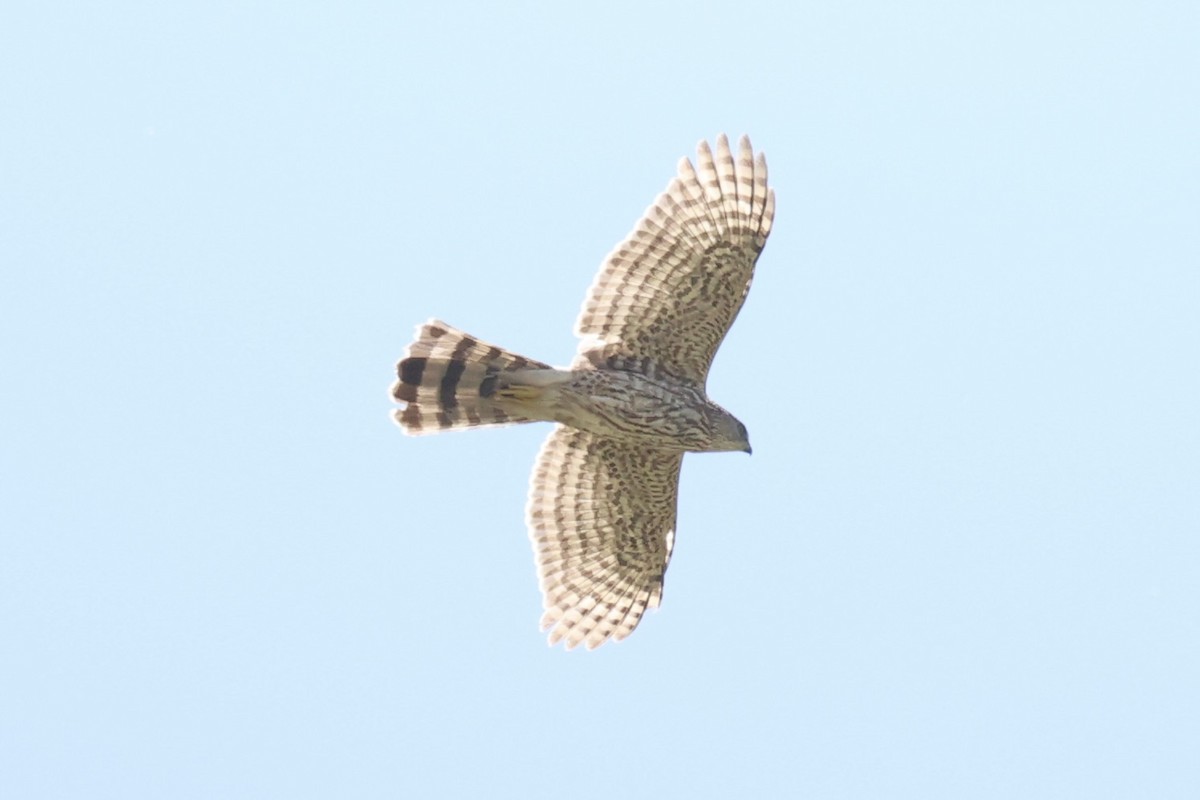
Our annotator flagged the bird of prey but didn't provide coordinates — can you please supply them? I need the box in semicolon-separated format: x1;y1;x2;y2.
391;134;775;649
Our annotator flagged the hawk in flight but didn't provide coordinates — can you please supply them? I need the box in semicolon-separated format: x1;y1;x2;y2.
391;134;775;649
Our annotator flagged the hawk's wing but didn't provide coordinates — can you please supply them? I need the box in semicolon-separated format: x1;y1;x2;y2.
573;134;775;386
527;427;683;650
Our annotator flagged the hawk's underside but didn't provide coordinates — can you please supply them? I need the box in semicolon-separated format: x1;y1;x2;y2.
391;134;775;649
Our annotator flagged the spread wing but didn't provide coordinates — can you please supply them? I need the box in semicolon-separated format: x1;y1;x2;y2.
572;134;776;386
526;427;683;650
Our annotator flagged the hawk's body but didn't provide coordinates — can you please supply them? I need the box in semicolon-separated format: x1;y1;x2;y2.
391;135;775;649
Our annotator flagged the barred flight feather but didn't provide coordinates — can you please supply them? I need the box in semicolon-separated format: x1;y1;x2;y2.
573;134;774;387
391;319;553;434
527;427;681;650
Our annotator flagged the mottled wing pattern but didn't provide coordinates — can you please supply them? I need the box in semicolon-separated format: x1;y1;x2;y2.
527;427;683;650
573;134;775;386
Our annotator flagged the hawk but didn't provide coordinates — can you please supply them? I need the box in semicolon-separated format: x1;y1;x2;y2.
391;134;775;649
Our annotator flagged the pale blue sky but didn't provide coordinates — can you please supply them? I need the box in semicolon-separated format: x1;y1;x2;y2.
3;2;1198;798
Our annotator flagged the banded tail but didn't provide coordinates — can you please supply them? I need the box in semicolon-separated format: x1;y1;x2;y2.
391;319;558;435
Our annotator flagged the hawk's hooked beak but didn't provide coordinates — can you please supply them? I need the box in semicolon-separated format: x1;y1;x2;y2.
743;444;753;455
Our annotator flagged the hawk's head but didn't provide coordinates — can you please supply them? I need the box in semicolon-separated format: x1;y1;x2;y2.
705;404;752;455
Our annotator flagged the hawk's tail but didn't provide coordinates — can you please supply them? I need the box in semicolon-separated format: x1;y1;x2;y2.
391;319;559;435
